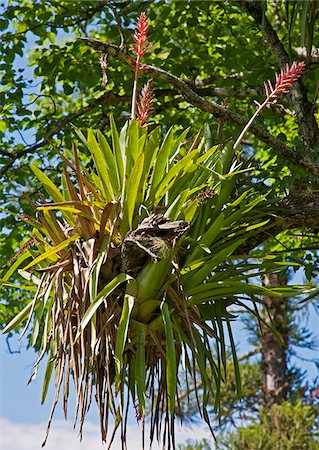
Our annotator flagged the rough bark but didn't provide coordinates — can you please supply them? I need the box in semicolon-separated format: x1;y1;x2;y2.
121;214;189;274
261;273;289;407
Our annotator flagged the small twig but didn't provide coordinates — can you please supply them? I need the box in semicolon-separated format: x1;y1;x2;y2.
0;92;129;176
99;53;109;87
6;335;21;354
106;0;126;49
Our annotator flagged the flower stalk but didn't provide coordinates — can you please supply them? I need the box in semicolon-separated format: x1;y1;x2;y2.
234;61;306;150
131;12;150;119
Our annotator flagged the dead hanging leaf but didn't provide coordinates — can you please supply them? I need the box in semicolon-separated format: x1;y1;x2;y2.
99;53;109;87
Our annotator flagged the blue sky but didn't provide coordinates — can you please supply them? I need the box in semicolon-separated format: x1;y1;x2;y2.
0;331;213;449
1;301;318;450
1;7;318;449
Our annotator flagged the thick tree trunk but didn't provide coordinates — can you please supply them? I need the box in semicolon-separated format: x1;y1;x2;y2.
261;273;289;407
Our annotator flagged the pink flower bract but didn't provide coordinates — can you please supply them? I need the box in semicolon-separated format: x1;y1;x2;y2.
264;61;306;102
132;12;150;61
137;78;154;126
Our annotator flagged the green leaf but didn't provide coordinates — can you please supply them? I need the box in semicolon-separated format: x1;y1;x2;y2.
155;150;197;202
30;165;75;224
183;238;246;289
161;302;176;414
22;233;80;271
126;118;139;164
114;282;136;382
76;273;132;340
226;320;241;397
97;130;120;196
30;164;64;203
123;152;144;231
2;300;33;333
150;126;175;191
41;353;54;404
109;113;124;184
0;281;36;291
186;213;225;265
0;251;32;288
183;199;199;223
73;125;88;147
215;300;227;373
87;129;114;200
136;256;172;303
135;321;147;412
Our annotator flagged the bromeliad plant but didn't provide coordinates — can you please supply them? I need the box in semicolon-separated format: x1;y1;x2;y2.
1;12;310;450
1;121;306;448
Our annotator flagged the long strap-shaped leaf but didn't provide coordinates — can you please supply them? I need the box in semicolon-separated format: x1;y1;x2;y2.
2;299;35;334
87;129;114;200
121;153;145;233
154;150;198;204
185;213;225;266
161;302;176;415
0;251;32;289
183;238;246;289
97;130;120;196
226;320;242;397
75;273;132;340
135;321;147;413
109;113;124;185
114;280;136;388
22;233;80;271
30;165;74;224
150;126;175;191
148;127;191;203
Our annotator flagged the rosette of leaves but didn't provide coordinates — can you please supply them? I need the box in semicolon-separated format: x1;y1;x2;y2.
1;117;307;448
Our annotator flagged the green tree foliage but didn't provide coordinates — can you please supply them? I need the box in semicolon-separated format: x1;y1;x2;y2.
1;1;319;285
177;439;211;450
3;117;309;446
1;0;319;448
216;402;319;450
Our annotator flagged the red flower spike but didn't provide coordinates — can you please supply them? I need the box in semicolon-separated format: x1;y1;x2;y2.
130;12;151;120
234;61;306;150
132;12;150;62
137;78;154;126
264;61;306;102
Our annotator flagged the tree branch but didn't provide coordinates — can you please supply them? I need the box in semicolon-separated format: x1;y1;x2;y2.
1;85;257;176
80;37;319;176
0;93;129;176
237;193;319;255
158;86;262;99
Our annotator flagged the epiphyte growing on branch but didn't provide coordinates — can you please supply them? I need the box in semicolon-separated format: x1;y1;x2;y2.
234;61;306;149
132;11;150;62
137;78;154;126
264;61;306;102
131;12;151;120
